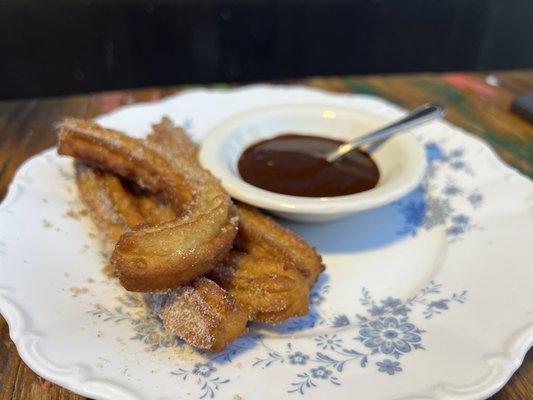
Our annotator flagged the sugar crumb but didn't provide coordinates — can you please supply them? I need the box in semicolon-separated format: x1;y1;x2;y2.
101;263;115;277
69;286;89;297
63;209;81;220
42;219;52;228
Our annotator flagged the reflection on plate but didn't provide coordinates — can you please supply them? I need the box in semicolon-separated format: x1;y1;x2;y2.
0;85;532;400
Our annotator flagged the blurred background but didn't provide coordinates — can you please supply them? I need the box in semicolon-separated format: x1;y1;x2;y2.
1;0;532;100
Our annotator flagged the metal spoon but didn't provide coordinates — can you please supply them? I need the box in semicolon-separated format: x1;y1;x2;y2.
325;103;446;162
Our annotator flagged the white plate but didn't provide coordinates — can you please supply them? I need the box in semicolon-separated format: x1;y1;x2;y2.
1;85;532;400
199;104;427;222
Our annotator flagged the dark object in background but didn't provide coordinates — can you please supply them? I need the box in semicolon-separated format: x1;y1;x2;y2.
1;0;532;100
511;94;533;124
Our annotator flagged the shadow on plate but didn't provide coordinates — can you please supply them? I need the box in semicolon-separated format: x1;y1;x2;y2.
281;186;427;254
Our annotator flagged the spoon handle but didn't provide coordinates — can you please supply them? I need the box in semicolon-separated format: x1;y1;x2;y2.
326;103;446;162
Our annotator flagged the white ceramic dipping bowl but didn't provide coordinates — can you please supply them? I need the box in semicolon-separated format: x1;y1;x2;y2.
199;104;427;222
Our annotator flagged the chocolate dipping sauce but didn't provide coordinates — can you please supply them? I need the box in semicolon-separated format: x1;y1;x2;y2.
238;134;379;197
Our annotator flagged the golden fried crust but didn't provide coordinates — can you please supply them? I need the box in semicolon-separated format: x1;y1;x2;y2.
210;204;323;323
193;277;249;351
58;118;237;291
75;163;132;251
234;203;325;288
147;117;199;160
75;163;248;352
148;278;249;352
133;194;177;225
208;252;309;324
113;208;237;292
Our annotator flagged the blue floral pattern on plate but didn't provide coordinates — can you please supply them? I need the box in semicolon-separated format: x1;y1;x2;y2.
171;362;229;399
247;281;466;394
396;141;483;240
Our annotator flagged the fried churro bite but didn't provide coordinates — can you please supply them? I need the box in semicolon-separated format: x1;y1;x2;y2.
62;116;325;352
58;118;237;291
146;278;249;352
233;203;324;289
234;203;324;289
75;163;248;352
208;252;310;323
208;205;324;323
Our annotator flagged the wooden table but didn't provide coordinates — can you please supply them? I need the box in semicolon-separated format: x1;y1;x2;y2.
0;71;532;399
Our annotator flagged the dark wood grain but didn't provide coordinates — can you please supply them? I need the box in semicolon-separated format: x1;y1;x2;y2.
0;71;531;400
